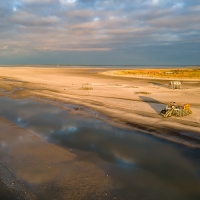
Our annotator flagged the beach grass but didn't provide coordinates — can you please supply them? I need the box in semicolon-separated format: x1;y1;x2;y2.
110;68;200;79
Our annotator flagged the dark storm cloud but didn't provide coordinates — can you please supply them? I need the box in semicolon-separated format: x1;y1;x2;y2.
0;0;200;64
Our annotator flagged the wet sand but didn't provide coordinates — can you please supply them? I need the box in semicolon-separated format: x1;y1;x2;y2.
0;117;114;199
0;67;200;147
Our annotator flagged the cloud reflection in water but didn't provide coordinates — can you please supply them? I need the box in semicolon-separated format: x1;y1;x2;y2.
0;97;200;199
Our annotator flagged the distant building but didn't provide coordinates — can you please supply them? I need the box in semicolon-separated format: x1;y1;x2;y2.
169;81;181;89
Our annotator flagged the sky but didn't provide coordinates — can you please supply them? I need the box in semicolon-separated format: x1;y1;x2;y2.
0;0;200;65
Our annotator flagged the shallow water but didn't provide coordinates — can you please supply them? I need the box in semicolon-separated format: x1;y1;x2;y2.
0;97;200;199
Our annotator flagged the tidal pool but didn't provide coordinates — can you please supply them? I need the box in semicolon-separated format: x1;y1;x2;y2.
0;97;200;199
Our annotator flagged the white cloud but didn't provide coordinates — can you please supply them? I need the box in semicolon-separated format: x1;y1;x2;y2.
60;0;76;5
152;0;159;4
93;17;100;21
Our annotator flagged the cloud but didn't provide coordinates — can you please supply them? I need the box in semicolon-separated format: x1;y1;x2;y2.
152;0;159;5
12;11;59;26
20;0;55;4
0;46;8;50
0;0;200;64
60;0;77;5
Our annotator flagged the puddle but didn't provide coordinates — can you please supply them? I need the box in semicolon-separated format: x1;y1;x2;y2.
0;97;200;199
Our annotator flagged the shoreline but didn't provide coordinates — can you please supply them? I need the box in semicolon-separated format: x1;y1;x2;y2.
0;67;200;149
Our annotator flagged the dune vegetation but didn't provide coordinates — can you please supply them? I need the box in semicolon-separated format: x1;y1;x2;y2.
105;68;200;79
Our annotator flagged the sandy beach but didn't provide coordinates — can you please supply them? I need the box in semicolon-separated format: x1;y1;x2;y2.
0;67;200;199
0;67;200;147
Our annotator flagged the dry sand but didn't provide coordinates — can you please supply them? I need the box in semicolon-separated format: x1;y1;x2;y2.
0;66;200;199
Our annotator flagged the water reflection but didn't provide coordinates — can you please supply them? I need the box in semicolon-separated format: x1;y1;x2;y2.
0;97;200;199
